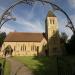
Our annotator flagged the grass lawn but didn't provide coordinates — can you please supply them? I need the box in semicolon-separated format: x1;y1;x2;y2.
0;58;5;66
4;60;10;75
13;56;62;75
0;58;10;75
13;56;75;75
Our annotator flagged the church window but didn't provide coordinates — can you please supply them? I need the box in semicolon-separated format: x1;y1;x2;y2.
21;46;22;51
31;46;33;51
25;45;26;51
14;46;16;51
33;45;35;50
23;44;24;51
53;20;55;24
31;45;34;51
31;45;35;51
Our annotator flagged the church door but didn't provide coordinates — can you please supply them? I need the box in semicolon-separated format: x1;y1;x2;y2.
4;45;13;57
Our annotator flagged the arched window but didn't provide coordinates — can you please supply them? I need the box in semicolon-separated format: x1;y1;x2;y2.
21;46;22;51
33;45;35;51
14;46;16;51
23;44;24;51
31;45;35;51
53;19;55;24
31;46;33;51
25;45;26;51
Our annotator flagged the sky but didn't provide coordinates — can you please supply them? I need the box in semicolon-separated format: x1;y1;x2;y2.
0;0;75;39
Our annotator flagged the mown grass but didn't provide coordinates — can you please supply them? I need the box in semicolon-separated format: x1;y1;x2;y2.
13;56;59;75
0;58;5;66
0;58;10;75
4;60;10;75
14;56;75;75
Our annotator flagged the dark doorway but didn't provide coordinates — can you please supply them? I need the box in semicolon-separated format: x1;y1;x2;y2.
45;49;49;56
4;45;13;57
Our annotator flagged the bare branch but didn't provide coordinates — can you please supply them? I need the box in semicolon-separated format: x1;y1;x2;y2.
0;0;74;34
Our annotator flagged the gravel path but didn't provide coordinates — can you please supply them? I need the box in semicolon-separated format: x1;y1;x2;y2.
7;58;33;75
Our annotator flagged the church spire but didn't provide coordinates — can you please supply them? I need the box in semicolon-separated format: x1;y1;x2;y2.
47;11;56;17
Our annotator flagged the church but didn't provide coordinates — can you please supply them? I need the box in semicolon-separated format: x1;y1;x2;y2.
0;11;62;57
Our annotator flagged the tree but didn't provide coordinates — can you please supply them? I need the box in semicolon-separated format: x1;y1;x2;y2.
60;32;68;43
66;34;75;55
60;32;68;54
0;32;6;47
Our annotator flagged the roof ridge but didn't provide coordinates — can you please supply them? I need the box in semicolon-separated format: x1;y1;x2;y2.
8;32;44;34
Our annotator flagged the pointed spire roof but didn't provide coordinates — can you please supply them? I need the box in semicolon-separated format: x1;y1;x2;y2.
47;11;56;17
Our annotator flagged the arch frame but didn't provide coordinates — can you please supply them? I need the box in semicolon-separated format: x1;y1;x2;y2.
0;0;74;33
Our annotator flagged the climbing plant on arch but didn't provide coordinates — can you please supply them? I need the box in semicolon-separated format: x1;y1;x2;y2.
0;0;74;33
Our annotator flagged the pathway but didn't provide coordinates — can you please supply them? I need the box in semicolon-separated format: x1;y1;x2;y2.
7;57;33;75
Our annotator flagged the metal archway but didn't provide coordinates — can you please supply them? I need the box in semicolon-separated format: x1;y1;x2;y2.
0;0;74;33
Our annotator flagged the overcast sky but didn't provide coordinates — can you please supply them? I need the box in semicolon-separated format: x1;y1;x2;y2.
0;0;75;38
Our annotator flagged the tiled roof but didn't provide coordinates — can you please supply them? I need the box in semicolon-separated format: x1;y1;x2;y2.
4;32;46;42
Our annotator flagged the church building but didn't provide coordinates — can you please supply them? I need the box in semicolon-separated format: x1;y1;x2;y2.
0;11;61;57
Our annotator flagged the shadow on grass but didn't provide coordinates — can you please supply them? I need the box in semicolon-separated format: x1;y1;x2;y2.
32;56;73;75
0;63;3;75
31;56;58;75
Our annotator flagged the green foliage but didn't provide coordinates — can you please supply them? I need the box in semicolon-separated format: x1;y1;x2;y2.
60;32;68;43
66;34;75;54
0;32;6;46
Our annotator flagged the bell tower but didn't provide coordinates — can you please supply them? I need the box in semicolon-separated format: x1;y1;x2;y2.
45;11;61;55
